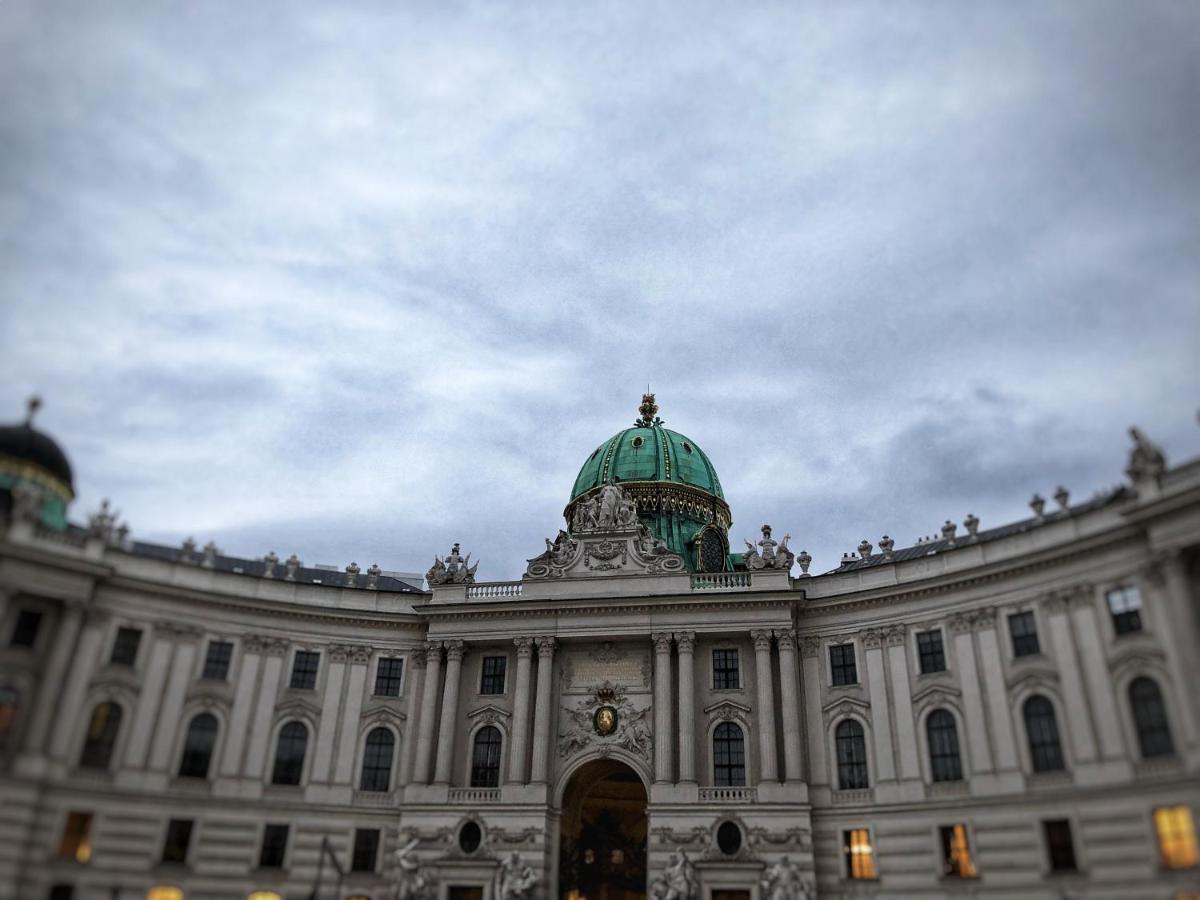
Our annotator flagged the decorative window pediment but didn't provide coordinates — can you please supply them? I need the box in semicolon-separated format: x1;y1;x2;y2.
821;696;871;722
467;704;511;726
703;699;752;723
274;696;321;721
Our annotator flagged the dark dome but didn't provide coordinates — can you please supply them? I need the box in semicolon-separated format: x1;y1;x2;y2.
0;422;75;495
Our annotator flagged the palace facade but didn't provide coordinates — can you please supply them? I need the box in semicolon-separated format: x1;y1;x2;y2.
0;397;1198;900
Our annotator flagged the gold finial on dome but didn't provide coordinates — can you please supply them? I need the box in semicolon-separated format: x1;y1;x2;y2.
635;392;661;428
24;395;42;426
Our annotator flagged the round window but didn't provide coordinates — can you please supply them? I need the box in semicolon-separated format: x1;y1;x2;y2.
632;436;645;449
682;442;693;454
458;821;482;854
716;820;742;856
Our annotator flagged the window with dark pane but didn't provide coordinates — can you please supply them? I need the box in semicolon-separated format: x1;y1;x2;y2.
470;725;502;787
259;823;289;868
1106;586;1143;635
57;812;92;863
272;721;308;785
917;630;946;674
359;727;395;792
374;657;404;697
1043;819;1077;872
110;627;142;666
289;651;320;690
201;641;233;680
835;720;869;789
830;644;858;686
49;885;75;900
712;649;740;690
458;821;482;854
927;709;963;782
351;828;381;872
9;609;42;647
1023;696;1065;772
479;656;507;695
1130;677;1174;758
1008;611;1040;657
178;713;218;778
712;722;746;787
79;702;122;769
161;818;193;864
716;821;742;856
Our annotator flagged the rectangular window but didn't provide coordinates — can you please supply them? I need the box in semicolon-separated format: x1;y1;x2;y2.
1043;819;1077;872
161;818;193;864
1155;805;1199;870
259;823;289;868
842;828;877;879
939;824;977;877
110;627;142;666
1106;585;1143;635
49;886;75;900
712;649;740;689
1008;611;1040;657
830;643;858;686
58;812;93;863
351;828;381;872
448;888;484;900
290;651;320;690
374;657;405;697
9;608;43;647
917;629;946;674
479;656;507;695
201;640;233;680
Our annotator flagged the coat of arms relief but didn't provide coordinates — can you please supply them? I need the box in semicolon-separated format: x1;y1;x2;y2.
558;681;652;761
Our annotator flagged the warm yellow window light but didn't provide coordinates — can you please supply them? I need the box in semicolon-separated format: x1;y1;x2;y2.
845;828;877;879
1156;806;1199;869
146;888;183;900
943;823;977;877
247;893;282;900
58;812;92;864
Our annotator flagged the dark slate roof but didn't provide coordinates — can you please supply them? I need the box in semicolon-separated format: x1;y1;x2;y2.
120;540;426;594
822;487;1130;576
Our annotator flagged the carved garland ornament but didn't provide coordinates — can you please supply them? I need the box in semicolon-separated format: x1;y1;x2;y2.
558;682;652;762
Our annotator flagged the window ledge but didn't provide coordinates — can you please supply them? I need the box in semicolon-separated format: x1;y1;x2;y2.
831;788;874;806
1135;756;1182;778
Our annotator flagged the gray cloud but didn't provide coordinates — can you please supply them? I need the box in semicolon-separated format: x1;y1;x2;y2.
2;1;1198;578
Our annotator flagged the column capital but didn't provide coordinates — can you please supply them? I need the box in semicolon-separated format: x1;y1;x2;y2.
444;639;466;662
970;607;997;630
350;644;372;665
424;640;444;661
410;647;428;669
750;629;773;651
652;632;673;654
328;644;352;663
535;635;557;658
514;635;535;658
884;624;907;647
1041;591;1070;615
947;612;974;634
674;631;696;653
859;628;882;650
799;636;821;658
774;629;797;651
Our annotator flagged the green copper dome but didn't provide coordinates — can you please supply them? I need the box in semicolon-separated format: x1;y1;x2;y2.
565;395;732;572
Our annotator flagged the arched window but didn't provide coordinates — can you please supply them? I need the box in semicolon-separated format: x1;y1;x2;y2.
1130;677;1174;758
470;726;502;788
712;722;746;787
271;722;308;785
927;709;963;782
80;702;122;769
178;713;218;778
1023;696;1064;772
359;727;395;792
835;720;869;789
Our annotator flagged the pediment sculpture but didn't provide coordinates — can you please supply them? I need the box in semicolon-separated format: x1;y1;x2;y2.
743;524;794;571
426;543;479;585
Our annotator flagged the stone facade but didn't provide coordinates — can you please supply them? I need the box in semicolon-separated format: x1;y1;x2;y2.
1;427;1198;900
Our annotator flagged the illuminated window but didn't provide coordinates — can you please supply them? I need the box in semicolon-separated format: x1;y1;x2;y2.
80;702;122;769
146;888;183;900
58;811;92;863
247;893;282;900
842;828;877;879
1155;806;1198;869
939;824;977;877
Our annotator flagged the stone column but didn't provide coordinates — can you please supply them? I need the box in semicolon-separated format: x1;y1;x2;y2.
242;639;288;778
434;640;465;785
675;631;696;784
652;632;673;784
883;626;920;781
775;629;804;783
862;629;896;783
22;602;85;756
220;639;263;776
972;610;1019;774
147;628;201;772
530;636;557;785
1068;591;1126;760
800;637;827;786
123;634;175;768
413;641;442;785
1152;552;1200;748
397;648;426;787
752;629;779;783
333;646;370;785
310;645;349;784
949;614;994;774
47;609;109;763
1044;595;1097;763
508;636;535;784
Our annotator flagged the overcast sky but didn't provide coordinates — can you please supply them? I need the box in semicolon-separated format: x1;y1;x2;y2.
2;2;1198;580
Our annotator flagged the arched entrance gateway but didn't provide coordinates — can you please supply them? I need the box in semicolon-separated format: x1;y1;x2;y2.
558;759;649;900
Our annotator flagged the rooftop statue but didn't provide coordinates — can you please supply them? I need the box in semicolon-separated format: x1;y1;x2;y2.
572;478;639;532
426;542;479;585
743;524;795;571
1126;426;1166;485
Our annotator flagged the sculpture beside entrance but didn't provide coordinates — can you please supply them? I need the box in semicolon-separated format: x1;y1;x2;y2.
650;848;698;900
495;851;540;900
760;856;814;900
390;838;433;900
